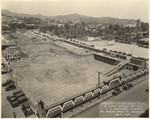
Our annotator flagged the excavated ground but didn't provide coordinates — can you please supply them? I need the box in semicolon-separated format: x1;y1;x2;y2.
7;31;113;107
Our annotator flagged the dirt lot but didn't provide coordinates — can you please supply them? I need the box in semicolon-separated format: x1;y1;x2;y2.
7;31;113;107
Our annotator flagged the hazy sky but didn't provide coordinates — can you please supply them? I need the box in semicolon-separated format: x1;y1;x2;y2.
1;0;149;22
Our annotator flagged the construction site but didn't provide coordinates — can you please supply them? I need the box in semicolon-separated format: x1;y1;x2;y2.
2;30;149;118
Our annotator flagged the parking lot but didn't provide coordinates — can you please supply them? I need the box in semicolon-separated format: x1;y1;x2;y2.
1;73;37;118
1;74;25;118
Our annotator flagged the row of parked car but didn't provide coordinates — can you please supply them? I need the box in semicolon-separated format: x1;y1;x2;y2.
2;79;17;91
103;48;132;57
138;44;149;48
115;40;131;44
7;89;34;117
112;83;133;96
2;79;34;117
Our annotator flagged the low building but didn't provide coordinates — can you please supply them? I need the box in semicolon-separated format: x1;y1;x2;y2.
137;31;149;38
139;38;149;44
138;38;149;48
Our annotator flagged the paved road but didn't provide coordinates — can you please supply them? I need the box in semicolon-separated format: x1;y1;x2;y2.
74;78;149;118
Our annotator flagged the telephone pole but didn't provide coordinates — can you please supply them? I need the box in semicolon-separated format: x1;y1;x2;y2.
97;72;102;88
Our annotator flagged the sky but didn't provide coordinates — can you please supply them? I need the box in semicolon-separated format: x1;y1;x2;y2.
1;0;149;22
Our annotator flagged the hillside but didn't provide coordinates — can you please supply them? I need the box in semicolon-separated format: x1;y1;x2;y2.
2;9;48;18
2;9;136;25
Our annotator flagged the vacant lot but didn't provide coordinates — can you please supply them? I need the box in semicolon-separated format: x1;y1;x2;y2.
8;31;113;107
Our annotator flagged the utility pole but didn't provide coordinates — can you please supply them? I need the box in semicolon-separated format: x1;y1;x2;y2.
122;70;126;86
97;72;102;88
97;72;102;98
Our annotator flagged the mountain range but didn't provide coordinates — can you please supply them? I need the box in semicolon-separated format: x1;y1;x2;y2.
2;9;137;25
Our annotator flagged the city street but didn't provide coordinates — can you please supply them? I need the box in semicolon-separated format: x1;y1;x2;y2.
74;77;149;117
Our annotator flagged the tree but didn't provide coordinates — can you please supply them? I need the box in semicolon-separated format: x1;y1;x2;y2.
64;23;70;29
141;22;149;31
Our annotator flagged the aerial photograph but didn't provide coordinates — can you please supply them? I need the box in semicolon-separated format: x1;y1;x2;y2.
1;0;149;118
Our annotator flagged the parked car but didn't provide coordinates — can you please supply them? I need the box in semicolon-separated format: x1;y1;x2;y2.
5;84;16;91
102;48;107;51
1;68;7;74
22;101;30;109
127;53;132;56
90;45;94;47
123;83;133;91
14;92;25;98
122;52;126;55
17;95;28;104
123;85;130;90
13;90;22;95
7;95;19;108
22;107;34;117
112;88;122;96
117;51;122;54
2;80;14;87
11;100;19;108
126;83;134;88
7;95;16;102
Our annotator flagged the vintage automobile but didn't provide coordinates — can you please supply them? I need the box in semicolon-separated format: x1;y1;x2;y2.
17;95;28;104
112;88;122;96
22;108;34;117
13;90;22;95
1;68;7;74
123;83;134;91
7;95;16;102
5;84;16;91
21;101;34;117
127;83;133;87
2;79;14;87
14;92;25;98
7;95;19;108
11;100;20;108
